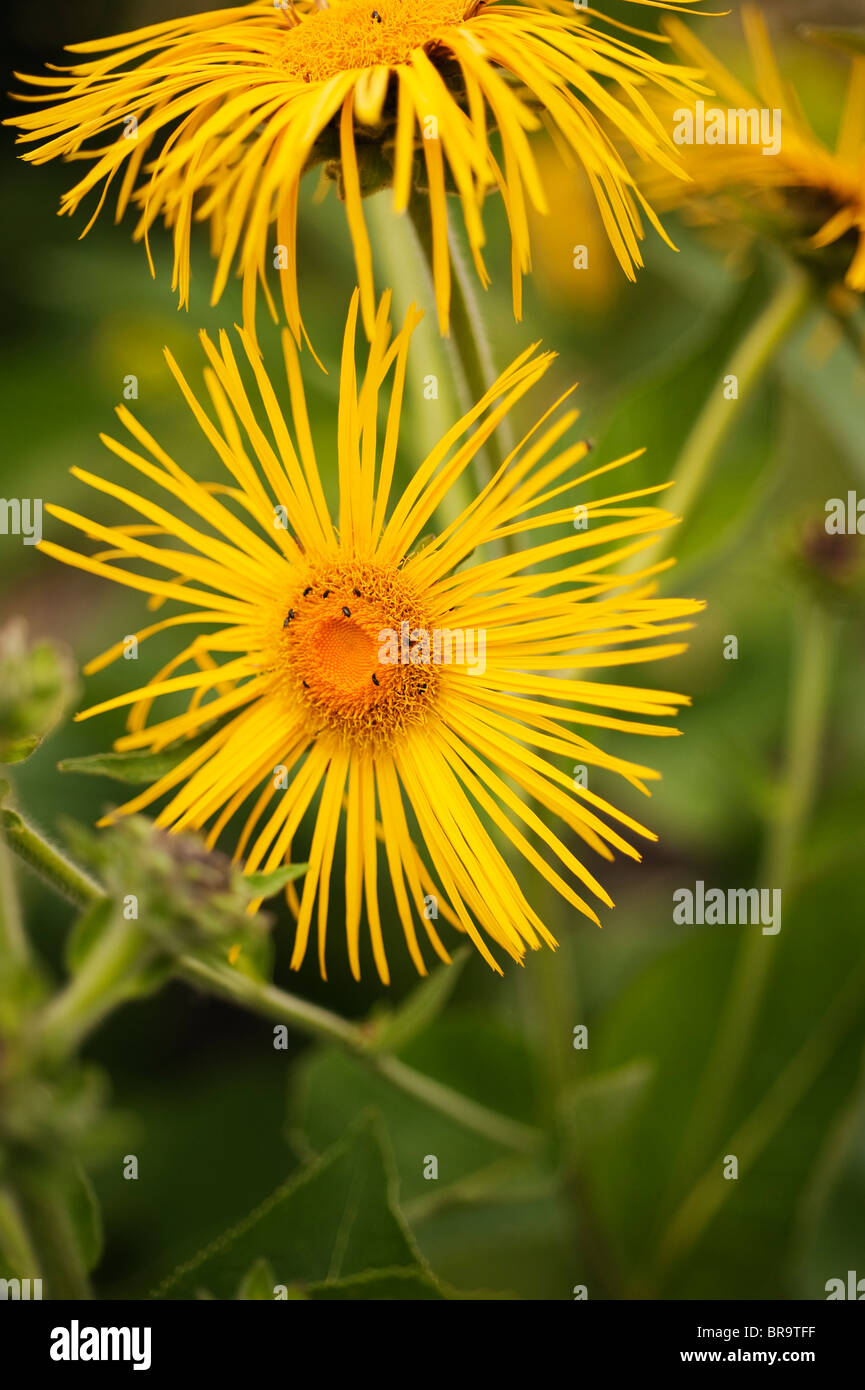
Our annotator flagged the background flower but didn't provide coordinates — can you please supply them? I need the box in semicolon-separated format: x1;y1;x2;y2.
8;0;706;337
644;7;865;296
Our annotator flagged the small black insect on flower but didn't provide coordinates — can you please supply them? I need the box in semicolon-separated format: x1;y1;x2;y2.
372;9;382;22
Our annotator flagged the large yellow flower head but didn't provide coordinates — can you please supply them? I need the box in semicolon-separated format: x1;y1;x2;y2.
650;8;865;293
9;0;707;339
38;291;702;981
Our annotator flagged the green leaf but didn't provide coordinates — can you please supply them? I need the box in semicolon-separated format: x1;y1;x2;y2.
368;948;470;1054
58;746;204;785
94;1059;300;1298
585;860;865;1299
290;1013;541;1206
235;865;309;900
793;1040;865;1297
231;934;275;985
124;956;174;1000
58;714;239;785
0;735;41;765
65;897;116;973
152;1114;443;1300
306;1267;448;1300
236;1257;277;1300
66;1163;103;1274
558;1059;655;1155
65;898;170;1000
0;622;78;764
288;1014;567;1298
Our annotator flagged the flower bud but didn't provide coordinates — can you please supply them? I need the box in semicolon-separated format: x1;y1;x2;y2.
0;620;77;764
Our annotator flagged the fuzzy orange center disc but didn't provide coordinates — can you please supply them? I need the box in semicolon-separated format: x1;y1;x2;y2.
281;0;467;84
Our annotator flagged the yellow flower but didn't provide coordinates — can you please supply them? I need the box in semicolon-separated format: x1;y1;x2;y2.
651;8;865;291
39;292;701;981
9;0;705;338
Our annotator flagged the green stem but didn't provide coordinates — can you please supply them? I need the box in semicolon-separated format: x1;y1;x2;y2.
401;198;623;1265
367;190;458;466
374;1051;541;1154
653;265;811;564
530;939;577;1114
406;191;512;489
178;954;362;1051
674;597;836;1187
2;807;539;1153
792;1039;865;1274
526;888;627;1297
762;598;837;890
177;954;542;1155
15;1171;92;1300
36;905;153;1060
0;1184;43;1280
368;188;484;540
654;957;865;1281
447;227;500;431
0;838;30;966
1;808;103;910
403;1155;547;1224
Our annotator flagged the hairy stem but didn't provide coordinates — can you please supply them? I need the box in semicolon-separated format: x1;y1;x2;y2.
1;804;542;1154
0;838;30;966
374;1051;541;1154
177;954;543;1155
1;808;103;910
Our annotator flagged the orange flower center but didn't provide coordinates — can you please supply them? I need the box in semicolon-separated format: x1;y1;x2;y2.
273;556;438;746
282;0;468;83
